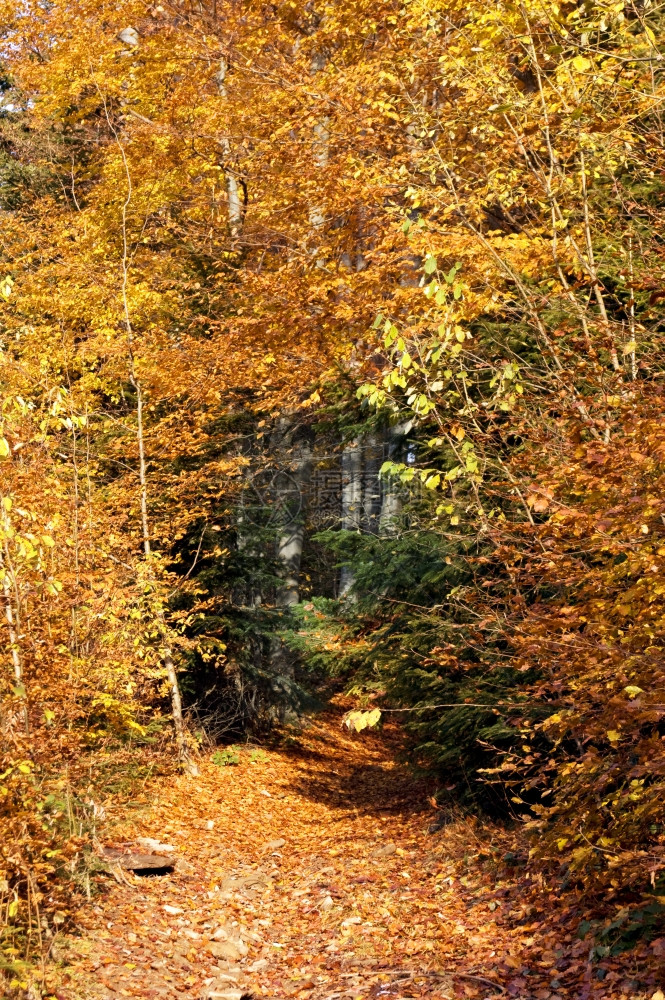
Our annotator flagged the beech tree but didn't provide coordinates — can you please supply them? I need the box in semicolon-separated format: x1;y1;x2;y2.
1;0;665;983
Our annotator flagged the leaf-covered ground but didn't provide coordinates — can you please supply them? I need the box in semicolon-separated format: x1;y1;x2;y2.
51;708;664;1000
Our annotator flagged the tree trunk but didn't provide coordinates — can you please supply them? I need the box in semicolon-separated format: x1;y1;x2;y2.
112;117;196;773
1;544;28;735
163;647;187;754
308;46;329;258
128;363;193;769
133;381;194;771
362;433;383;535
275;430;312;607
339;438;362;597
270;422;312;714
276;521;306;607
215;58;243;237
379;427;404;537
309;118;330;236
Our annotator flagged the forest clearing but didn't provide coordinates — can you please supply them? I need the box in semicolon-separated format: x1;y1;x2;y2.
2;1;665;997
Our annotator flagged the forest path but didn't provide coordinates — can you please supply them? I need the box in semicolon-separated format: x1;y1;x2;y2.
58;709;640;1000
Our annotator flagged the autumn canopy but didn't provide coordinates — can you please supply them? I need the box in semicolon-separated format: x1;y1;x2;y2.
1;0;665;994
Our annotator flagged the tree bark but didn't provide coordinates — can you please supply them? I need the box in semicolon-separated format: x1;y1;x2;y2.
215;58;243;237
379;427;404;537
1;543;28;735
274;426;312;607
362;433;383;535
309;118;330;235
308;44;329;258
339;438;362;597
270;421;312;712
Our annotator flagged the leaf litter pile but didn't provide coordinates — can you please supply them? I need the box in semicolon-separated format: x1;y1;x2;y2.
53;708;664;1000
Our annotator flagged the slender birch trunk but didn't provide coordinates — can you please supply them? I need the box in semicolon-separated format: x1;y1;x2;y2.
309;118;330;239
0;533;28;734
308;44;329;260
106;104;195;772
627;233;637;381
128;341;193;770
215;58;243;237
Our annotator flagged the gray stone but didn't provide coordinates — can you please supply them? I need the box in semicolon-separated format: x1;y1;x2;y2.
117;26;139;46
207;940;245;961
261;838;285;851
371;842;396;858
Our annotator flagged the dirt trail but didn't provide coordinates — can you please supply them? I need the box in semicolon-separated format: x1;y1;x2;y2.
57;712;659;1000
